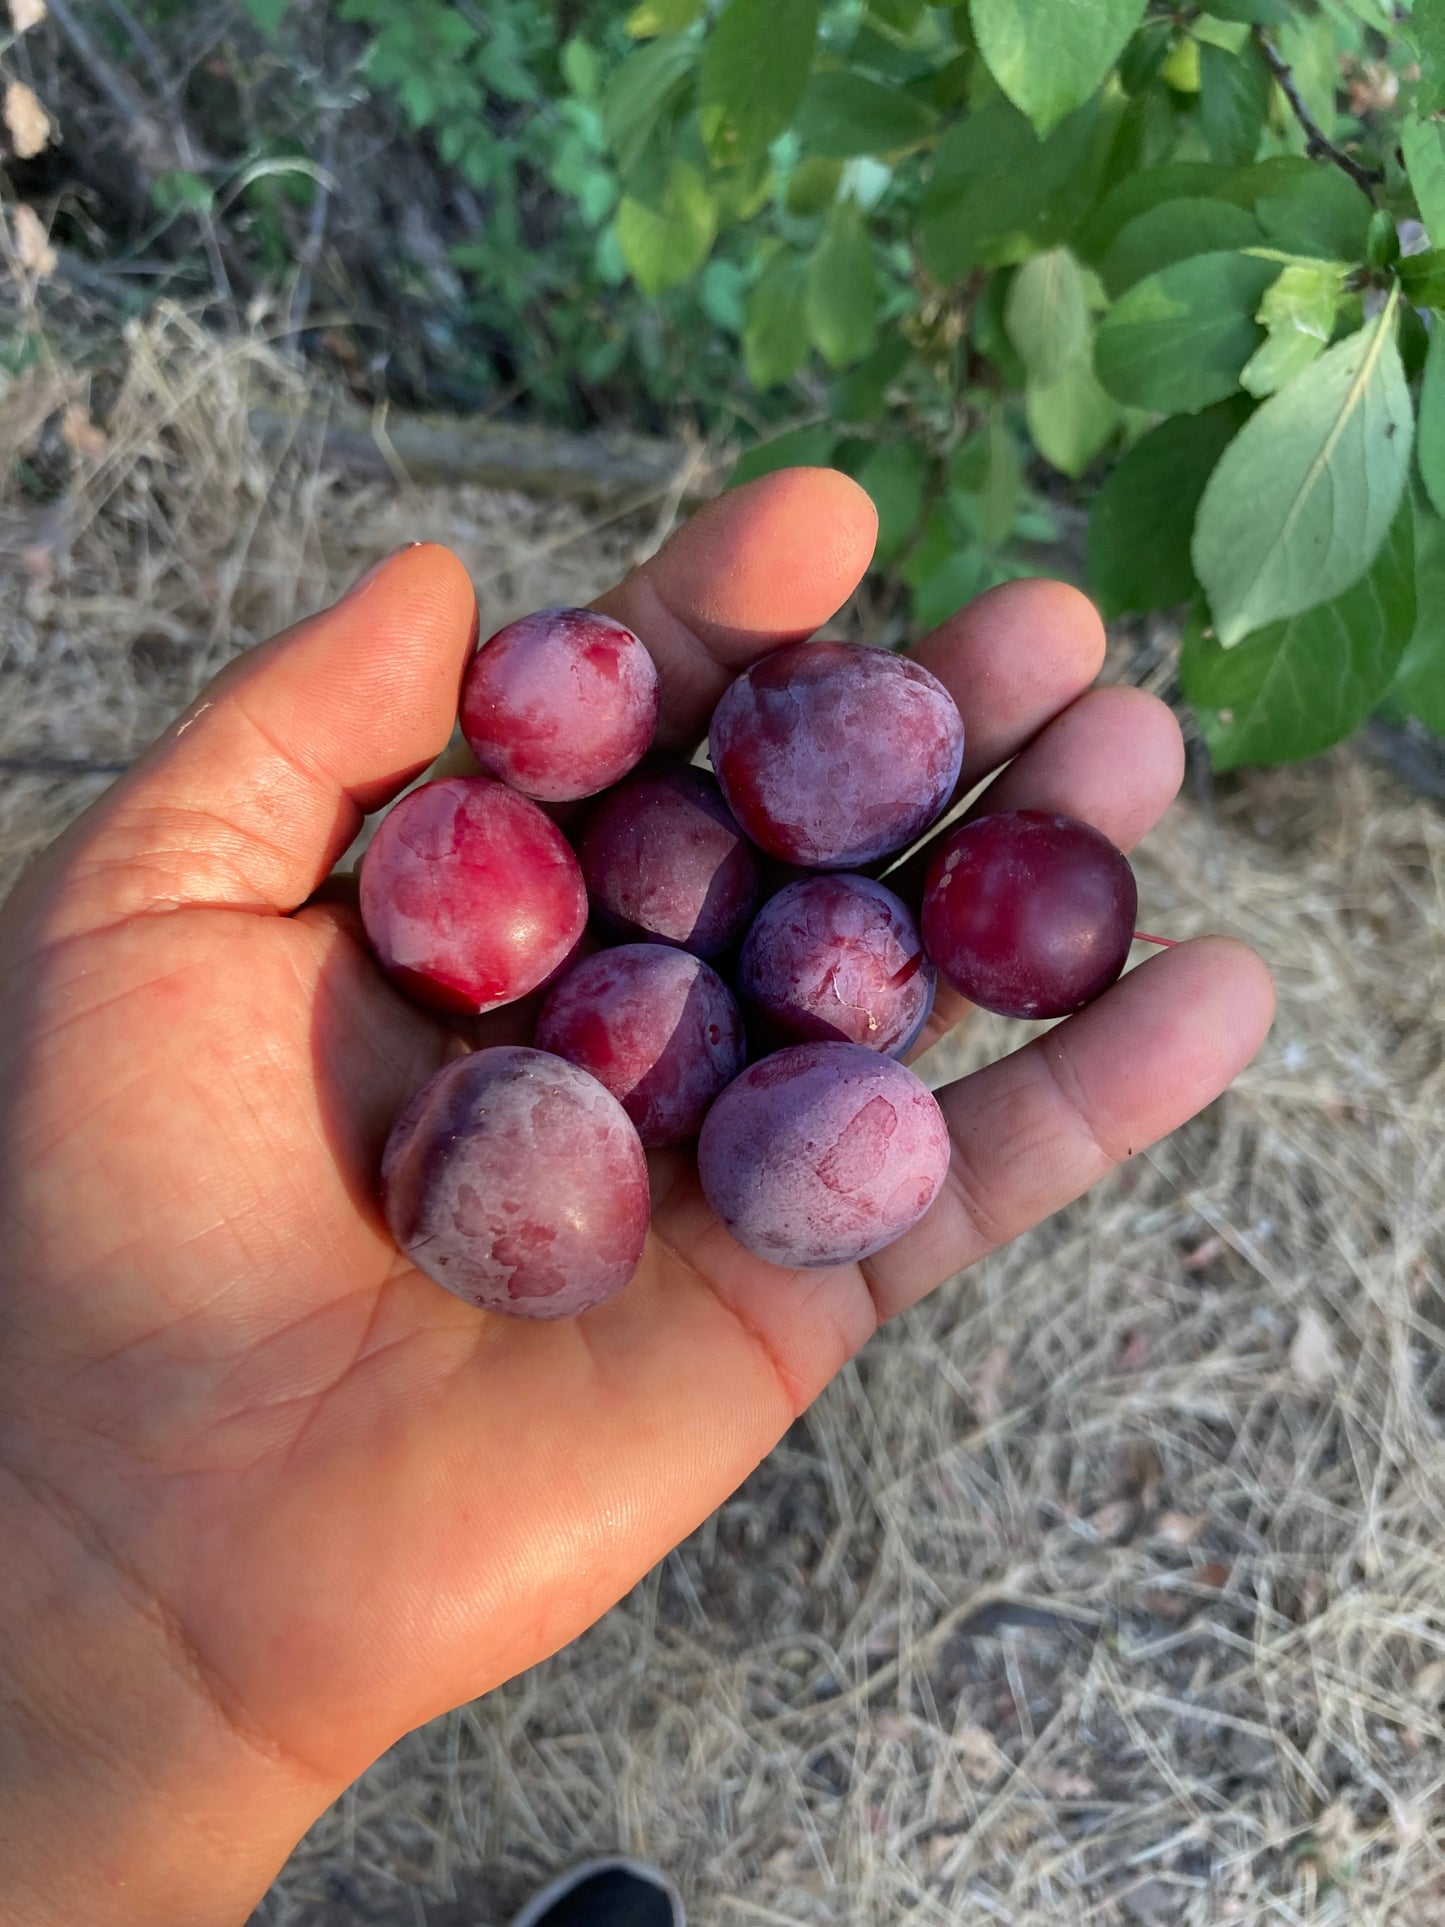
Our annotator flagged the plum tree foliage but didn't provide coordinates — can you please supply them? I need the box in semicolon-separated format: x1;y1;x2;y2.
269;0;1445;764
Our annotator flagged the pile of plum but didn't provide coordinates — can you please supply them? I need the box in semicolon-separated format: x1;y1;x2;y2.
365;607;1140;1319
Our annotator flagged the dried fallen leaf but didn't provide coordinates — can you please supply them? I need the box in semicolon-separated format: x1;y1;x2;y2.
60;400;107;459
1411;1659;1445;1704
9;0;47;31
9;202;55;281
955;1723;1008;1784
1032;1766;1095;1799
1289;1306;1341;1391
1154;1510;1208;1547
1086;1498;1136;1542
971;1343;1011;1424
3;78;50;158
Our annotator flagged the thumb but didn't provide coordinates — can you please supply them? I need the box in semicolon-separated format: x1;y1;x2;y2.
28;545;478;934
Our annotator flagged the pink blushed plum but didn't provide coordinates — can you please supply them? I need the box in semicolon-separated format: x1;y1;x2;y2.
382;1047;650;1318
738;872;935;1056
460;607;660;802
360;776;587;1015
709;640;964;868
696;1042;951;1268
536;945;746;1146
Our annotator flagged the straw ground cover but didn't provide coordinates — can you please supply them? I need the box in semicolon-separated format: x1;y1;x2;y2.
2;319;1442;1926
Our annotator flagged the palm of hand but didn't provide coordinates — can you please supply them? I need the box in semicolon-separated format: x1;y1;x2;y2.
0;473;1272;1843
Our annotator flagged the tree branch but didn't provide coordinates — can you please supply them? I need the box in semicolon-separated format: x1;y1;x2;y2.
1252;26;1382;205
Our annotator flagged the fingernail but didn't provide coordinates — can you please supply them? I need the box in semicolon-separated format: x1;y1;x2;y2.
338;542;424;604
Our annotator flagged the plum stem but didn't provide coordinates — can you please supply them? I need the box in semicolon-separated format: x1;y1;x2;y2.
1134;931;1177;949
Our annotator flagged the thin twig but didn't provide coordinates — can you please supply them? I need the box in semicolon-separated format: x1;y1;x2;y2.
1252;26;1382;204
289;108;340;342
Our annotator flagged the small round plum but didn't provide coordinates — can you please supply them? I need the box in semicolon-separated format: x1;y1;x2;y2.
360;776;587;1015
382;1047;650;1319
460;607;660;802
738;873;936;1057
709;640;964;868
697;1042;951;1268
577;763;760;958
920;809;1138;1020
536;944;746;1146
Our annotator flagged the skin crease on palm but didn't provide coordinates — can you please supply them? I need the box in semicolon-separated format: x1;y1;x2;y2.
0;469;1275;1927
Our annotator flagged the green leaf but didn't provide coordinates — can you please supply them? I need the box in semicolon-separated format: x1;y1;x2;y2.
970;0;1147;137
700;256;747;332
731;422;837;486
786;155;843;216
601;37;696;177
1239;260;1344;398
1087;399;1250;615
744;252;811;387
1193;299;1414;646
1254;167;1373;262
1402;117;1445;248
1387;503;1445;732
616;159;716;293
626;0;703;36
152;169;215;216
1026;353;1119;476
699;0;819;166
795;72;937;157
806;201;879;369
832;335;910;423
561;39;603;101
1181;500;1415;766
1199;0;1287;22
921;94;1100;281
978;415;1025;547
1095;252;1277;414
854;441;929;565
869;0;929;29
1199;39;1270;166
1417;322;1445;518
1416;0;1445;117
913;547;994;628
1101;197;1262;296
1004;247;1090;383
243;0;289;31
1078;162;1234;262
1399;249;1445;308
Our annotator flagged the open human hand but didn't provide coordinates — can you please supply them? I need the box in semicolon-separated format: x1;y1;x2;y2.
0;469;1273;1927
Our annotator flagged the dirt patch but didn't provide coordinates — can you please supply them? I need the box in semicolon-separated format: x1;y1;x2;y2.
4;320;1443;1926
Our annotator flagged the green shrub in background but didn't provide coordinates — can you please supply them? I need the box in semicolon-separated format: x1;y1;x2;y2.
251;1;1445;764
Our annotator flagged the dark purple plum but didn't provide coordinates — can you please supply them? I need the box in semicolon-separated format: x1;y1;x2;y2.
577;763;760;958
709;641;964;868
921;810;1138;1020
738;873;935;1056
697;1042;951;1268
535;945;745;1146
381;1047;650;1319
360;776;587;1015
459;607;660;802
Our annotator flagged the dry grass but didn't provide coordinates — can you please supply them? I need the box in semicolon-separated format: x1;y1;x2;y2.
3;319;1444;1927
